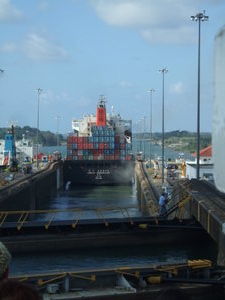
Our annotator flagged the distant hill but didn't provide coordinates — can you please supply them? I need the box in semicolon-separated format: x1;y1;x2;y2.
134;130;211;153
0;126;66;146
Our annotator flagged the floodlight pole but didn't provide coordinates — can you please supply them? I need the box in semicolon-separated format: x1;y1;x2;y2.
56;115;61;146
36;88;43;168
143;116;146;160
147;89;155;167
159;68;168;185
191;11;208;180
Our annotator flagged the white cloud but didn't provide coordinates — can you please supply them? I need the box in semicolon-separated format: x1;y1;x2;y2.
0;41;17;52
141;26;195;44
0;0;23;22
23;33;69;61
0;33;69;62
90;0;219;44
169;82;185;94
40;90;72;105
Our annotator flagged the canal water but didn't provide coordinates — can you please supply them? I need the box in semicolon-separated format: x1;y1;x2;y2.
41;141;194;161
34;184;141;221
11;184;217;276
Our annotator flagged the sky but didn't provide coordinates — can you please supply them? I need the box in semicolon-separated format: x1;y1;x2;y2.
0;0;225;134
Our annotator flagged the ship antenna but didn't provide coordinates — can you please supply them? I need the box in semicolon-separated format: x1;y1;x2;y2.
99;95;107;107
8;120;18;133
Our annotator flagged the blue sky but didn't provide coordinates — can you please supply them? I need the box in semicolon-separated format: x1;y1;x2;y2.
0;0;225;134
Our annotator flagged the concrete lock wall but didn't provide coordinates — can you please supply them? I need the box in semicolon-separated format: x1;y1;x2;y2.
135;162;159;216
0;162;63;211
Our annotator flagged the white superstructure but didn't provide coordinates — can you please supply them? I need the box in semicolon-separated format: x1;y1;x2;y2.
0;135;34;165
72;115;96;136
71;113;132;139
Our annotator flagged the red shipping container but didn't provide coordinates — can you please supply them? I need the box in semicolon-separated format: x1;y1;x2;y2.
78;155;83;160
104;143;109;149
114;155;120;160
77;137;83;144
67;156;72;160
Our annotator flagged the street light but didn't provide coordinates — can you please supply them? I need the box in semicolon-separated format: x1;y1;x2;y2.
134;121;140;153
191;11;208;180
147;89;155;167
36;88;43;168
143;116;146;160
55;115;62;146
138;118;143;153
159;68;168;185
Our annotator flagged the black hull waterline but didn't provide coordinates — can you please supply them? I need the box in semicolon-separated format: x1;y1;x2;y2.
63;160;134;186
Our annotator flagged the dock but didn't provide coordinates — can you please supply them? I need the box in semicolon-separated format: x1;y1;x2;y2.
1;159;225;299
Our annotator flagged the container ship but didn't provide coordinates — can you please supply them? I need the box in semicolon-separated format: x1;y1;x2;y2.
64;97;134;186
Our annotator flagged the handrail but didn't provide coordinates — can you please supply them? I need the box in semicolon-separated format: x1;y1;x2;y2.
10;259;214;289
0;206;138;229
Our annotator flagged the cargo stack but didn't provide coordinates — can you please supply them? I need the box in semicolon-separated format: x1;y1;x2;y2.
67;125;132;161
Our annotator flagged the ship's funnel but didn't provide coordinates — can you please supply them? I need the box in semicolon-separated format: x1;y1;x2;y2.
96;97;106;126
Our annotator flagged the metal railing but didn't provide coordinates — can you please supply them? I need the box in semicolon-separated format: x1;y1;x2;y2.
0;206;138;230
10;259;216;293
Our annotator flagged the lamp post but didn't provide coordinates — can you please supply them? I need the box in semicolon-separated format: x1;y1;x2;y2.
134;121;140;153
36;88;43;168
56;115;61;146
191;11;208;180
159;68;168;185
143;116;146;160
138;118;143;153
147;89;155;167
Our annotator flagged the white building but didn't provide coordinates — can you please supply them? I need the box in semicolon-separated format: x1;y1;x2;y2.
186;146;214;181
0;135;34;165
213;25;225;193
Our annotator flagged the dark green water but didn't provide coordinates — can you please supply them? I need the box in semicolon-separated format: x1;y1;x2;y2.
11;184;217;275
34;184;141;221
11;242;217;276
